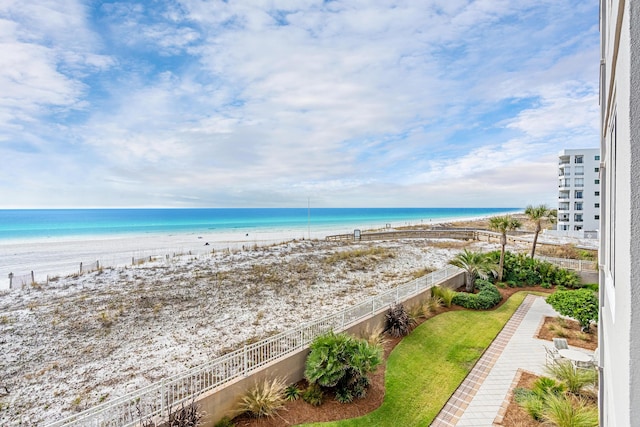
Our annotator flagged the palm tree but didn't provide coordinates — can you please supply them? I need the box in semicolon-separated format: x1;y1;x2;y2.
449;249;498;292
489;215;522;282
524;204;557;258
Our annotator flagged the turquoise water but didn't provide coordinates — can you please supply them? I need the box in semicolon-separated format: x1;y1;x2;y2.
0;208;521;241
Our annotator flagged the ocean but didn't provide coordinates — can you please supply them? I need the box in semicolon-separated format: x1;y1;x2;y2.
0;208;521;241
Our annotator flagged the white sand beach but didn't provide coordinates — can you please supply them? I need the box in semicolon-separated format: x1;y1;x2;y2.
1;223;518;426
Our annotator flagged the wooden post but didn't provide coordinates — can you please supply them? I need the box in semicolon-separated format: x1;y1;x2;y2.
30;271;35;286
8;273;12;290
79;262;83;274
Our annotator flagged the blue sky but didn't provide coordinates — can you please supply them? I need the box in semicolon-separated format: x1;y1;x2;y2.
0;0;600;208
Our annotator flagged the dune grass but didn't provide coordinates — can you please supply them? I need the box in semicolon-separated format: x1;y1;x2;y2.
300;292;530;427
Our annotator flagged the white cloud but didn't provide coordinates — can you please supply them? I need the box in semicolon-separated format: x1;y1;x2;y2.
0;0;600;208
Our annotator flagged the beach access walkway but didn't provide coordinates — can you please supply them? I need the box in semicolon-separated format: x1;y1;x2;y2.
431;295;560;426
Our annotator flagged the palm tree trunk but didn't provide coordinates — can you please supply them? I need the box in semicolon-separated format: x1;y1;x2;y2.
530;223;541;258
466;271;474;292
498;234;507;282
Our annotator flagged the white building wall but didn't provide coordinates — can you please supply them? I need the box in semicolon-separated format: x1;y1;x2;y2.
599;0;640;425
556;148;600;234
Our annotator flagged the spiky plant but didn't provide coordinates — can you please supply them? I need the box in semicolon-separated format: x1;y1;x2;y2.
542;393;599;427
359;324;388;348
284;384;301;401
385;304;414;337
545;362;598;396
448;249;498;292
235;377;287;418
489;215;522;282
301;383;324;406
432;286;456;308
168;401;203;427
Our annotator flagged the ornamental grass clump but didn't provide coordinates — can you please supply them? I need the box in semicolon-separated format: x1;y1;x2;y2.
432;286;456;308
235;377;287;418
304;331;382;404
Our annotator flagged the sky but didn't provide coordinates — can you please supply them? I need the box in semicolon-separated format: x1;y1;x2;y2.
0;0;600;209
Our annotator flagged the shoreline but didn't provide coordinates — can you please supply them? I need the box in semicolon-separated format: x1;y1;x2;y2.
0;213;519;290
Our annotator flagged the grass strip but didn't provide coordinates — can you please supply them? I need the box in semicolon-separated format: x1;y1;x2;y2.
300;292;530;427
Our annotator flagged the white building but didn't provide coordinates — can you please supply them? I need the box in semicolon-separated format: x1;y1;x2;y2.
556;148;600;237
599;0;640;425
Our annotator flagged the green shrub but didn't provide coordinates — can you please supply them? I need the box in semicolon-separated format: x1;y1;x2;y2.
301;383;324;406
235;377;287;418
284;384;301;401
385;304;415;337
488;251;581;288
304;331;382;403
452;280;502;310
546;289;599;332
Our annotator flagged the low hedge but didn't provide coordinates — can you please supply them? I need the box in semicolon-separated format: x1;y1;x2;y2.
452;280;502;310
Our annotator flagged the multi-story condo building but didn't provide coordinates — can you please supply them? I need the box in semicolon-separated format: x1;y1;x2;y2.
599;0;640;425
556;148;600;236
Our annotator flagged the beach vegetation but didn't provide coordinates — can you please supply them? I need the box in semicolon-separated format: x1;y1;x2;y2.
235;377;287;418
324;247;395;270
411;266;436;279
546;289;598;332
304;332;382;403
524;205;557;258
385;304;414;337
448;249;497;292
489;215;522;282
431;286;456;307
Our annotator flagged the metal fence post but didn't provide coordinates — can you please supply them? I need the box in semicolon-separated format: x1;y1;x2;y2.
243;345;248;376
161;378;166;416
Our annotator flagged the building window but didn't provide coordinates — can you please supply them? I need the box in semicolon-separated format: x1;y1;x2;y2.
595;167;600;173
595;215;600;220
595;203;600;208
575;190;583;199
560;178;570;187
595;155;600;160
575;178;584;187
595;191;600;196
575;155;584;164
595;179;600;184
574;214;583;222
575;166;584;175
574;225;583;231
575;202;583;210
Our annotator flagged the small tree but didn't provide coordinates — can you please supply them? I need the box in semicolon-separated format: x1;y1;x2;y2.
546;289;598;332
489;215;522;282
449;249;498;292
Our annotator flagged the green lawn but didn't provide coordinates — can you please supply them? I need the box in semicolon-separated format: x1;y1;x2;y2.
299;292;531;427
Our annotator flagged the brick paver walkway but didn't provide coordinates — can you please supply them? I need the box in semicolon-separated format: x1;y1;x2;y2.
431;295;558;426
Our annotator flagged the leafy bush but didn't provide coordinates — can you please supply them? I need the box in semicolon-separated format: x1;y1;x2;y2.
304;331;382;403
432;286;456;307
452;280;502;310
301;383;324;406
546;289;599;331
385;304;415;337
488;251;581;288
235;377;287;418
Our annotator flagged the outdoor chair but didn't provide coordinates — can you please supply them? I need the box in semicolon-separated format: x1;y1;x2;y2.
553;338;569;350
544;345;565;365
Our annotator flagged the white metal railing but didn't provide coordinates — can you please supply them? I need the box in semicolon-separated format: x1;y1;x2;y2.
46;265;463;427
537;256;597;272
